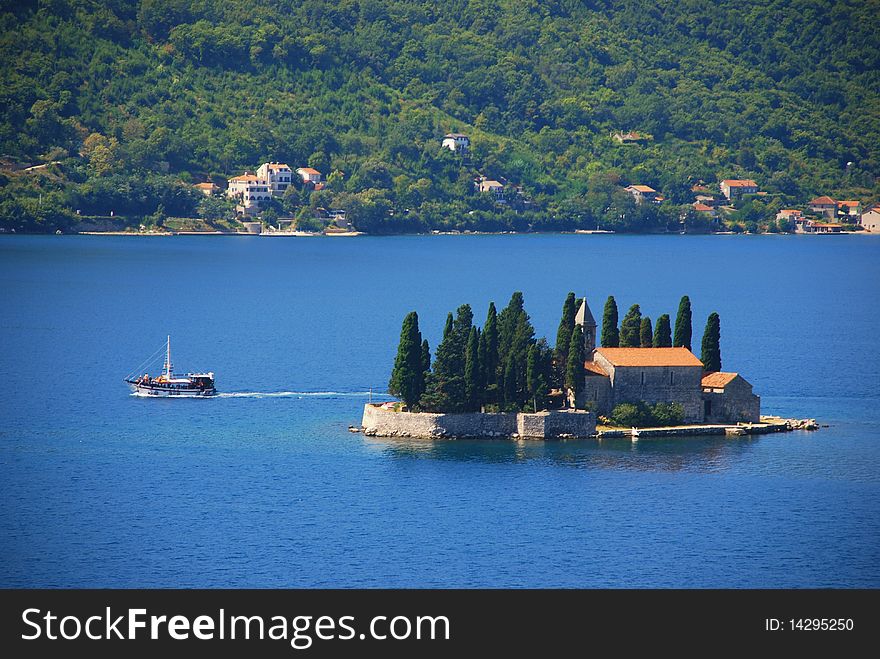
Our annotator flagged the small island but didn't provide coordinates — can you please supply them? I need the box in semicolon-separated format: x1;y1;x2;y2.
363;292;817;440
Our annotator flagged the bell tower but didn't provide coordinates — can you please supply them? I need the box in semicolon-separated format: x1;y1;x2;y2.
574;297;597;359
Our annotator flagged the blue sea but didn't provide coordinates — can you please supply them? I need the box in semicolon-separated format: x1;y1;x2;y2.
1;233;879;588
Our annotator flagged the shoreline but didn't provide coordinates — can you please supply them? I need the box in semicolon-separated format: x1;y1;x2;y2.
4;229;876;238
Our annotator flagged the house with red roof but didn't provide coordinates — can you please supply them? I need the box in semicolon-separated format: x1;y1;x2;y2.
625;184;664;204
861;204;880;232
808;195;838;219
720;179;758;201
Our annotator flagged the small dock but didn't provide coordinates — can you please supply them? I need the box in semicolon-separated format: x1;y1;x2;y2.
596;417;816;440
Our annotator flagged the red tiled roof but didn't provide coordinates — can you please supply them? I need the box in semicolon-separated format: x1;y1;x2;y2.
628;185;656;193
693;203;714;212
838;200;860;208
229;174;262;182
584;361;609;376
595;347;703;367
701;372;738;388
194;182;216;189
297;167;321;175
809;196;836;205
778;209;802;215
722;179;758;187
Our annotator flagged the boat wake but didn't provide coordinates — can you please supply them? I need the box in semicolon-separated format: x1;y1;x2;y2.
216;390;387;399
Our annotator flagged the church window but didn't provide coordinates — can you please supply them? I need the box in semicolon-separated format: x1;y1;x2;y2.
670;371;675;385
640;371;645;385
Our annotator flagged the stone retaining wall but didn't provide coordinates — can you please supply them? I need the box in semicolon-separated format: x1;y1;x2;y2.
362;405;596;440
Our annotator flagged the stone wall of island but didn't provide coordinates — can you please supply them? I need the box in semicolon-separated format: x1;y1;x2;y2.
361;404;596;440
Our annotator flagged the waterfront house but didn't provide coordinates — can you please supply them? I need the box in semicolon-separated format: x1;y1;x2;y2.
573;298;760;424
837;200;861;220
808;196;838;219
860;205;880;232
720;179;758;201
257;162;294;196
701;372;761;423
625;184;664;204
442;133;470;153
227;173;270;214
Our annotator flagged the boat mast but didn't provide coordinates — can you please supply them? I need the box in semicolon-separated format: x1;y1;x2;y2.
163;335;173;379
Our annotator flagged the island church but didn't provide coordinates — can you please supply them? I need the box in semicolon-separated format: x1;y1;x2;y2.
573;298;760;423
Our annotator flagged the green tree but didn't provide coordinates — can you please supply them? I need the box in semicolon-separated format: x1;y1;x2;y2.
601;296;619;347
619;304;642;348
640;316;653;347
422;305;472;412
420;339;431;382
464;326;481;411
554;291;577;371
673;296;692;350
565;324;585;405
700;312;722;372
442;312;453;340
526;339;552;412
653;314;672;347
479;301;499;404
388;311;423;408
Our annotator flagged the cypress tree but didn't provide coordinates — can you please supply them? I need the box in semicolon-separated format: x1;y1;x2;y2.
640;316;653;347
565;325;585;405
554;291;577;368
464;326;481;411
619;304;642;348
673;295;692;350
420;339;431;395
700;312;722;372
653;314;672;347
526;339;552;412
442;312;453;340
502;355;518;409
480;302;498;388
388;311;423;408
601;295;619;347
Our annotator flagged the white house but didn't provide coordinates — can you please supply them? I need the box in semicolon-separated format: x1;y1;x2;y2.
227;173;270;214
296;167;323;185
861;205;880;232
442;133;470;153
720;179;758;200
625;184;663;204
476;178;505;200
256;162;294;196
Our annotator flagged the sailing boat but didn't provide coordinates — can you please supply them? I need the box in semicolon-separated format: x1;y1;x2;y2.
124;336;216;397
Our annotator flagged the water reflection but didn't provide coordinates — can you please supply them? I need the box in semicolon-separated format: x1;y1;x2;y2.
364;434;761;473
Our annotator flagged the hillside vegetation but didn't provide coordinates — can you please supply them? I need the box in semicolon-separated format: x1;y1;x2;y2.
1;0;878;232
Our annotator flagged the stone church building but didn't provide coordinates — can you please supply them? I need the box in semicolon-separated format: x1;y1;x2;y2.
573;298;760;423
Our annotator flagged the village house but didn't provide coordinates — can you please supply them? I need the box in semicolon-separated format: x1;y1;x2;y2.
625;184;664;204
256;162;294;196
692;202;717;217
296;167;323;188
837;200;861;220
442;133;471;153
701;372;761;424
860;204;880;232
720;179;759;201
808;195;838;219
193;182;218;196
573;298;760;424
613;131;649;144
798;220;843;234
226;172;270;214
475;175;506;201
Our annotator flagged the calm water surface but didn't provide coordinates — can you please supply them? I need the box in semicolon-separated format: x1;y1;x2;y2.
1;234;878;587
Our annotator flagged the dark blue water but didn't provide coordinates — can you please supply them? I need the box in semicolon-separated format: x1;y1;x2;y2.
1;234;879;587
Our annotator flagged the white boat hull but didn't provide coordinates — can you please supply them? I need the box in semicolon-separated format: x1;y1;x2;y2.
130;383;215;397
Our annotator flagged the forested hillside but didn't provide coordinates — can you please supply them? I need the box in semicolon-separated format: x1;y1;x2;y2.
1;0;878;232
